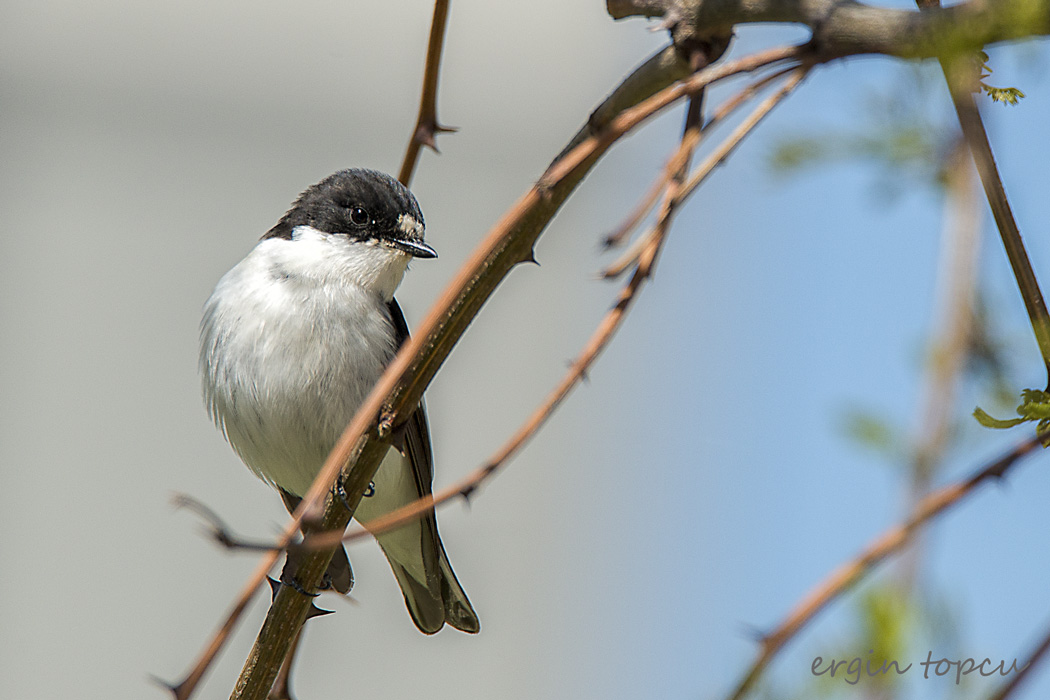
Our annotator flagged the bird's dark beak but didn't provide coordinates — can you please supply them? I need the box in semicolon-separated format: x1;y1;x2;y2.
391;238;438;259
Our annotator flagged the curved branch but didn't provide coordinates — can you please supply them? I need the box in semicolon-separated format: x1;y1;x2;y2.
399;0;456;186
724;431;1048;700
986;617;1050;700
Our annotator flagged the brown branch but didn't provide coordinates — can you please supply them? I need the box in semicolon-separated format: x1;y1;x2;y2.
266;627;303;700
603;63;803;277
985;617;1050;700
601;126;703;276
169;550;283;700
671;68;808;213
944;63;1050;386
398;0;455;187
540;46;802;189
608;0;1050;58
908;0;1050;385
896;139;981;591
602;171;666;249
602;62;798;253
723;431;1048;700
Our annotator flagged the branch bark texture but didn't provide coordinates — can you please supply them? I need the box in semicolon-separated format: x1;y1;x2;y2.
608;0;1050;58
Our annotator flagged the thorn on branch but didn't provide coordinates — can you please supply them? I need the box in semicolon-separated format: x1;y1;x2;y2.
602;177;665;250
739;622;770;644
586;108;605;139
417;126;439;153
535;176;556;200
398;0;453;186
519;249;540;266
149;674;180;699
267;576;282;601
416;121;460;153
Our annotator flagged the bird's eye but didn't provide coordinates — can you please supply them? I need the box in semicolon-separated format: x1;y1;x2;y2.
349;206;370;226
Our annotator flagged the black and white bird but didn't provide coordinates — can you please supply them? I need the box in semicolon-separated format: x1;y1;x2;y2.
199;169;478;634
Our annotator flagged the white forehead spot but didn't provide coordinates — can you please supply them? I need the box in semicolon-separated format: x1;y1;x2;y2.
397;213;424;238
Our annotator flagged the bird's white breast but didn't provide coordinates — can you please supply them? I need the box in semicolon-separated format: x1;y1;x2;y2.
199;226;408;496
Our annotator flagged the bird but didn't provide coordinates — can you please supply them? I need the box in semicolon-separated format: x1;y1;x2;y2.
199;168;478;634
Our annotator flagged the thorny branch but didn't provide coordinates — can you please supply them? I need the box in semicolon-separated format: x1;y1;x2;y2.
398;0;456;187
723;431;1049;700
896;140;981;591
602;63;799;273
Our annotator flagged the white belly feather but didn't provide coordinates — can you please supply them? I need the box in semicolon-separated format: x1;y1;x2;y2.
199;229;406;498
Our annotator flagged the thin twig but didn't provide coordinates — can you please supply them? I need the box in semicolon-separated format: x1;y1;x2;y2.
601;126;702;277
898;139;981;588
950;83;1050;387
602;172;666;249
723;430;1048;700
984;618;1050;700
672;68;808;210
398;0;455;187
174;494;284;553
168;550;282;700
602;63;800;252
603;64;804;277
541;46;802;188
914;0;1050;385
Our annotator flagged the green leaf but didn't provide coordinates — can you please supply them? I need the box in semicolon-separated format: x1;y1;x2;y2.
974;52;1025;105
1020;388;1050;404
982;85;1026;105
974;389;1050;430
1019;390;1050;418
973;406;1028;429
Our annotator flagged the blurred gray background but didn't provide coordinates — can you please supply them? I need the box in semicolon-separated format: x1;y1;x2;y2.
3;1;1050;699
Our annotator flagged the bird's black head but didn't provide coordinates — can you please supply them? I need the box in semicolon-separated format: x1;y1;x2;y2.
263;169;436;258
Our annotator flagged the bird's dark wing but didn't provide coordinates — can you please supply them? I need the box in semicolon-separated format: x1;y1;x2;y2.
386;299;435;493
385;299;479;633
